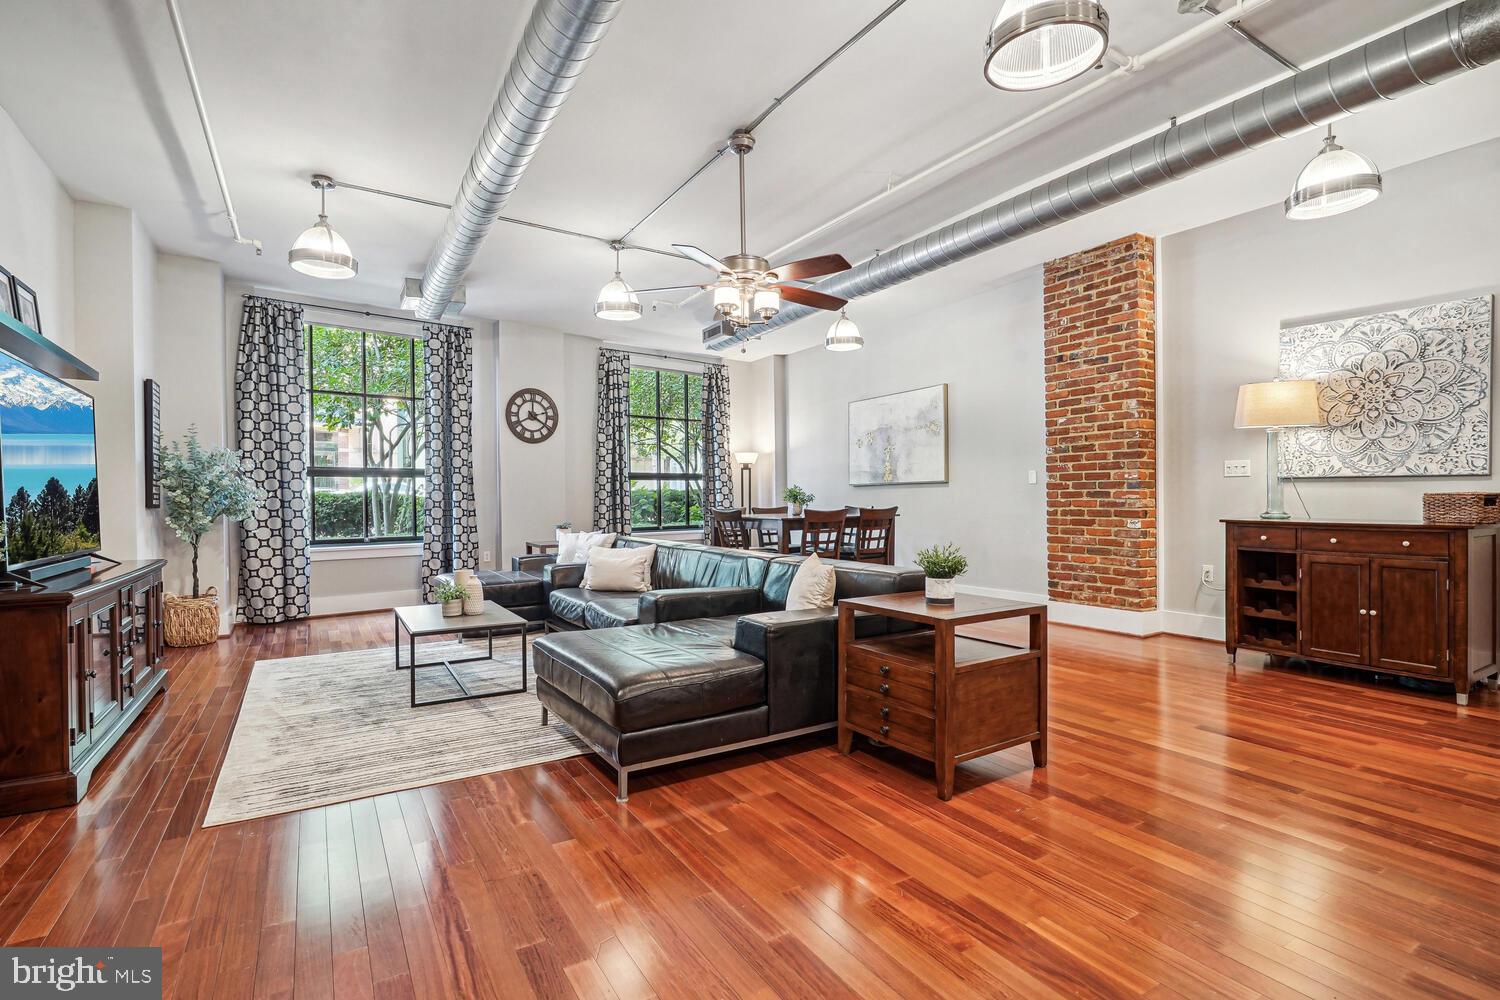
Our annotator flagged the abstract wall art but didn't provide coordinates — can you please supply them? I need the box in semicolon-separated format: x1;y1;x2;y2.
848;383;949;486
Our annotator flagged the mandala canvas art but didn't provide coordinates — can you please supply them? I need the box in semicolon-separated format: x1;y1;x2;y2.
1278;295;1493;478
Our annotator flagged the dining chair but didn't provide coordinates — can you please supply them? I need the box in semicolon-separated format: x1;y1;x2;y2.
751;505;788;552
709;508;751;549
842;505;861;552
843;506;898;563
800;508;848;558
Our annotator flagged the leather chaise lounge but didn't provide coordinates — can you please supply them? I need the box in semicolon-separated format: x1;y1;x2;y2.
529;537;924;800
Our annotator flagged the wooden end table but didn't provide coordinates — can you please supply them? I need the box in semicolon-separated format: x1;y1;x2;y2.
524;540;559;555
837;593;1048;800
394;600;529;708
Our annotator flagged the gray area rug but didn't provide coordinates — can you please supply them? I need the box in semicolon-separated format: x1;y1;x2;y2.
204;636;586;827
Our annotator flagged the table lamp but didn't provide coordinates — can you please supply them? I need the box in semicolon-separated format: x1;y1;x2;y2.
1234;380;1324;520
735;452;759;511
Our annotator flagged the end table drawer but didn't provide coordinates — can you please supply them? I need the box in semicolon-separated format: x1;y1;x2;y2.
845;688;933;758
846;645;934;707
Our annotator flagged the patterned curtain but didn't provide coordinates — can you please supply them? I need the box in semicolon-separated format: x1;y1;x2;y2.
592;348;631;534
235;296;310;623
420;323;479;600
701;363;735;543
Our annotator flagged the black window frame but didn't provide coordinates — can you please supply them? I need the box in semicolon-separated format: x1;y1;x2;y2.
628;366;704;532
306;324;425;546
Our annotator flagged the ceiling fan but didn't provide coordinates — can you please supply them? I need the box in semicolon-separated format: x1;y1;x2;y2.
632;131;853;329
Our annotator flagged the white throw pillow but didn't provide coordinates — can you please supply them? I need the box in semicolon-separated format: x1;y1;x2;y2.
785;553;837;611
582;544;655;592
556;529;617;564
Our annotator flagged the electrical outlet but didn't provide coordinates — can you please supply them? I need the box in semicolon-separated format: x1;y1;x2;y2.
481;550;493;565
1224;460;1252;478
1201;564;1215;584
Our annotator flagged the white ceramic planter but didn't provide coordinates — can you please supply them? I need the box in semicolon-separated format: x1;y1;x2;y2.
925;577;957;604
454;568;484;615
441;599;463;617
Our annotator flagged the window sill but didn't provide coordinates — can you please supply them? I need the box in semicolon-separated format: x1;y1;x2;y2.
310;542;423;562
631;529;703;540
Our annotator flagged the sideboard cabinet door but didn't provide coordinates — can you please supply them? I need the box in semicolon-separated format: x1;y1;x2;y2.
1370;558;1449;677
1300;554;1369;666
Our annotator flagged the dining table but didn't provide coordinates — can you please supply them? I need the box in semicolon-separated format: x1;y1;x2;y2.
739;510;898;564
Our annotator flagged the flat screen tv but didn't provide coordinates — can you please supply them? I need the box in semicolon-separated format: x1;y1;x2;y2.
0;348;100;573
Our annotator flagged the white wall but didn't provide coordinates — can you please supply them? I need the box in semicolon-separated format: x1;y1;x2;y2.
781;270;1048;595
0;106;73;352
1160;137;1500;637
727;355;778;509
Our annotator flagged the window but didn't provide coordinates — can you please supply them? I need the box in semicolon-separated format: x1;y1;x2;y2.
628;367;704;531
307;324;426;544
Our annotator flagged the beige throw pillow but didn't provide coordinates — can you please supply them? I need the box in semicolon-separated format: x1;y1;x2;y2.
785;553;837;611
582;544;655;592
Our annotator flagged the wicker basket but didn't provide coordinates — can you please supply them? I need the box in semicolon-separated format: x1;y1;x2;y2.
164;587;220;647
1422;492;1500;525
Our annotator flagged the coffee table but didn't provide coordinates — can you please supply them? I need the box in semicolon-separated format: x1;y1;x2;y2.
393;600;529;708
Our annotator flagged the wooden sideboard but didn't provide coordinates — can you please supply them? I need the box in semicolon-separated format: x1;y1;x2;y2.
1224;520;1500;704
0;560;169;814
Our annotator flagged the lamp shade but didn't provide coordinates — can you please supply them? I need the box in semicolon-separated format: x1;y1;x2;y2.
984;0;1110;92
735;451;760;466
1234;380;1324;429
594;273;642;321
825;311;864;352
288;217;358;279
1285;133;1382;221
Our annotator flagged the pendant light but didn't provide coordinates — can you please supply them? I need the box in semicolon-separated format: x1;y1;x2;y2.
984;0;1110;92
594;245;642;321
288;175;358;279
1285;126;1383;221
825;310;864;352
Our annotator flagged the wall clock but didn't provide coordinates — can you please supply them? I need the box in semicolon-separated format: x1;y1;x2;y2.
506;387;559;443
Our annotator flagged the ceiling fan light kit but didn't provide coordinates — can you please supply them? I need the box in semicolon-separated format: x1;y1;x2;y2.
984;0;1110;92
1285;126;1383;221
288;175;358;279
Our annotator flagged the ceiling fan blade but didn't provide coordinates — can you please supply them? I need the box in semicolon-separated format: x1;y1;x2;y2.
629;284;707;295
770;253;851;282
776;285;848;312
672;243;731;274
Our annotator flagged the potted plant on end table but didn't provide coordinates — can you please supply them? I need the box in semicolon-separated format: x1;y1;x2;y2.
782;485;814;516
159;427;261;646
432;580;467;617
915;543;968;605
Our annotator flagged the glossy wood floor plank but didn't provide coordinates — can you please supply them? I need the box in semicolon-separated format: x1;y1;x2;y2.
0;613;1496;998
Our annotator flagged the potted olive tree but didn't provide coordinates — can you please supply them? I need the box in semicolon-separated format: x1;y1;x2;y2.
159;427;260;645
914;543;968;605
782;485;814;516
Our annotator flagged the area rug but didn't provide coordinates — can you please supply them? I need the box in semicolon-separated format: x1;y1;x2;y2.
203;636;586;827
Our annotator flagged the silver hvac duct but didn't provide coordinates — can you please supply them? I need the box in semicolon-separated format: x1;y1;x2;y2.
709;0;1500;349
417;0;623;319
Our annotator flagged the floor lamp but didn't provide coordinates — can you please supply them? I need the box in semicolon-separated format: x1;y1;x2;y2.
735;452;759;512
1234;380;1324;520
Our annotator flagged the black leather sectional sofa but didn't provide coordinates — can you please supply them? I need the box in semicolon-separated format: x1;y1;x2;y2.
521;537;924;800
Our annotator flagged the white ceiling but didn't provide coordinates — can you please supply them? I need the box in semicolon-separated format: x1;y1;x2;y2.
2;0;1497;361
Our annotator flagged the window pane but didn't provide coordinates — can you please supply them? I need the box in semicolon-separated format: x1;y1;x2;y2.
367;399;418;468
367;332;414;396
414;345;426;395
687;483;703;527
312;393;362;468
313;476;365;540
630;481;660;530
661;479;688;527
309;326;364;393
629;369;658;417
629;417;658;474
659;372;686;419
687;373;703;420
661;420;687;474
687;422;703;475
367;476;418;538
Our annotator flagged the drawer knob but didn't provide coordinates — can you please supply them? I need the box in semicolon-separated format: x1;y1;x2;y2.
879;706;890;719
878;664;890;676
879;682;890;695
1329;537;1338;544
879;725;890;737
1402;540;1410;547
1259;535;1267;541
1369;610;1378;617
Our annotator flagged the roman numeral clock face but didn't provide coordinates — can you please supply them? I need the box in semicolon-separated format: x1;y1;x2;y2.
505;388;559;443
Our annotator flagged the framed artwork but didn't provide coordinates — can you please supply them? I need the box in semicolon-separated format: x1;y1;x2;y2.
849;383;949;486
1278;294;1494;478
0;266;16;322
144;379;162;508
13;277;39;334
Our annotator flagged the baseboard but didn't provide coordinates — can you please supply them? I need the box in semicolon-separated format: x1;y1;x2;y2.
1159;609;1226;642
310;589;423;617
954;584;1225;641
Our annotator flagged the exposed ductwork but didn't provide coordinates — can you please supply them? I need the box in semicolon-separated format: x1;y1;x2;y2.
417;0;623;320
709;0;1500;349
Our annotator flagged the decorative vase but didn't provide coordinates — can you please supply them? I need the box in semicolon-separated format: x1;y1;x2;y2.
441;599;462;617
925;577;956;605
790;503;804;516
455;568;484;615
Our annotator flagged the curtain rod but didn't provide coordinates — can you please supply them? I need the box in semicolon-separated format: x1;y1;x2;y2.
242;292;473;330
603;342;722;367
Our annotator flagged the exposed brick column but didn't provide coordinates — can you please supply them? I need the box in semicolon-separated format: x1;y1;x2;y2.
1043;234;1157;611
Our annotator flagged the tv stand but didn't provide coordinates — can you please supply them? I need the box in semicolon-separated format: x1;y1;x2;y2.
0;559;168;814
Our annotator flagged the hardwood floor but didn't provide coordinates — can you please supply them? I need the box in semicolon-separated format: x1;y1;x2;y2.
2;613;1497;999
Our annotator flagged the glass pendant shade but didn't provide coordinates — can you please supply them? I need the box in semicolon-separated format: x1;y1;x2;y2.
984;0;1109;92
288;216;358;279
824;311;864;352
594;273;642;321
1285;132;1382;221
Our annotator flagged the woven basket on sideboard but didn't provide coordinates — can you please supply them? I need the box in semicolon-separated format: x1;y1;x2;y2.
1422;492;1500;525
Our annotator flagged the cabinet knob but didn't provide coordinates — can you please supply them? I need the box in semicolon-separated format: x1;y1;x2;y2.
1402;540;1410;547
1329;537;1338;544
85;669;97;679
1359;609;1368;615
879;725;890;737
1369;610;1378;617
878;664;890;676
1259;535;1268;541
879;706;890;719
879;682;890;695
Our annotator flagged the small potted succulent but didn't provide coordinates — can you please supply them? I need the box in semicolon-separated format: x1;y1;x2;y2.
914;543;968;605
433;579;467;617
782;485;814;516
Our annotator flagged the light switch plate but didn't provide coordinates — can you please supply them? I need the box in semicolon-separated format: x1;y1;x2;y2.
1224;460;1252;478
1027;470;1038;485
